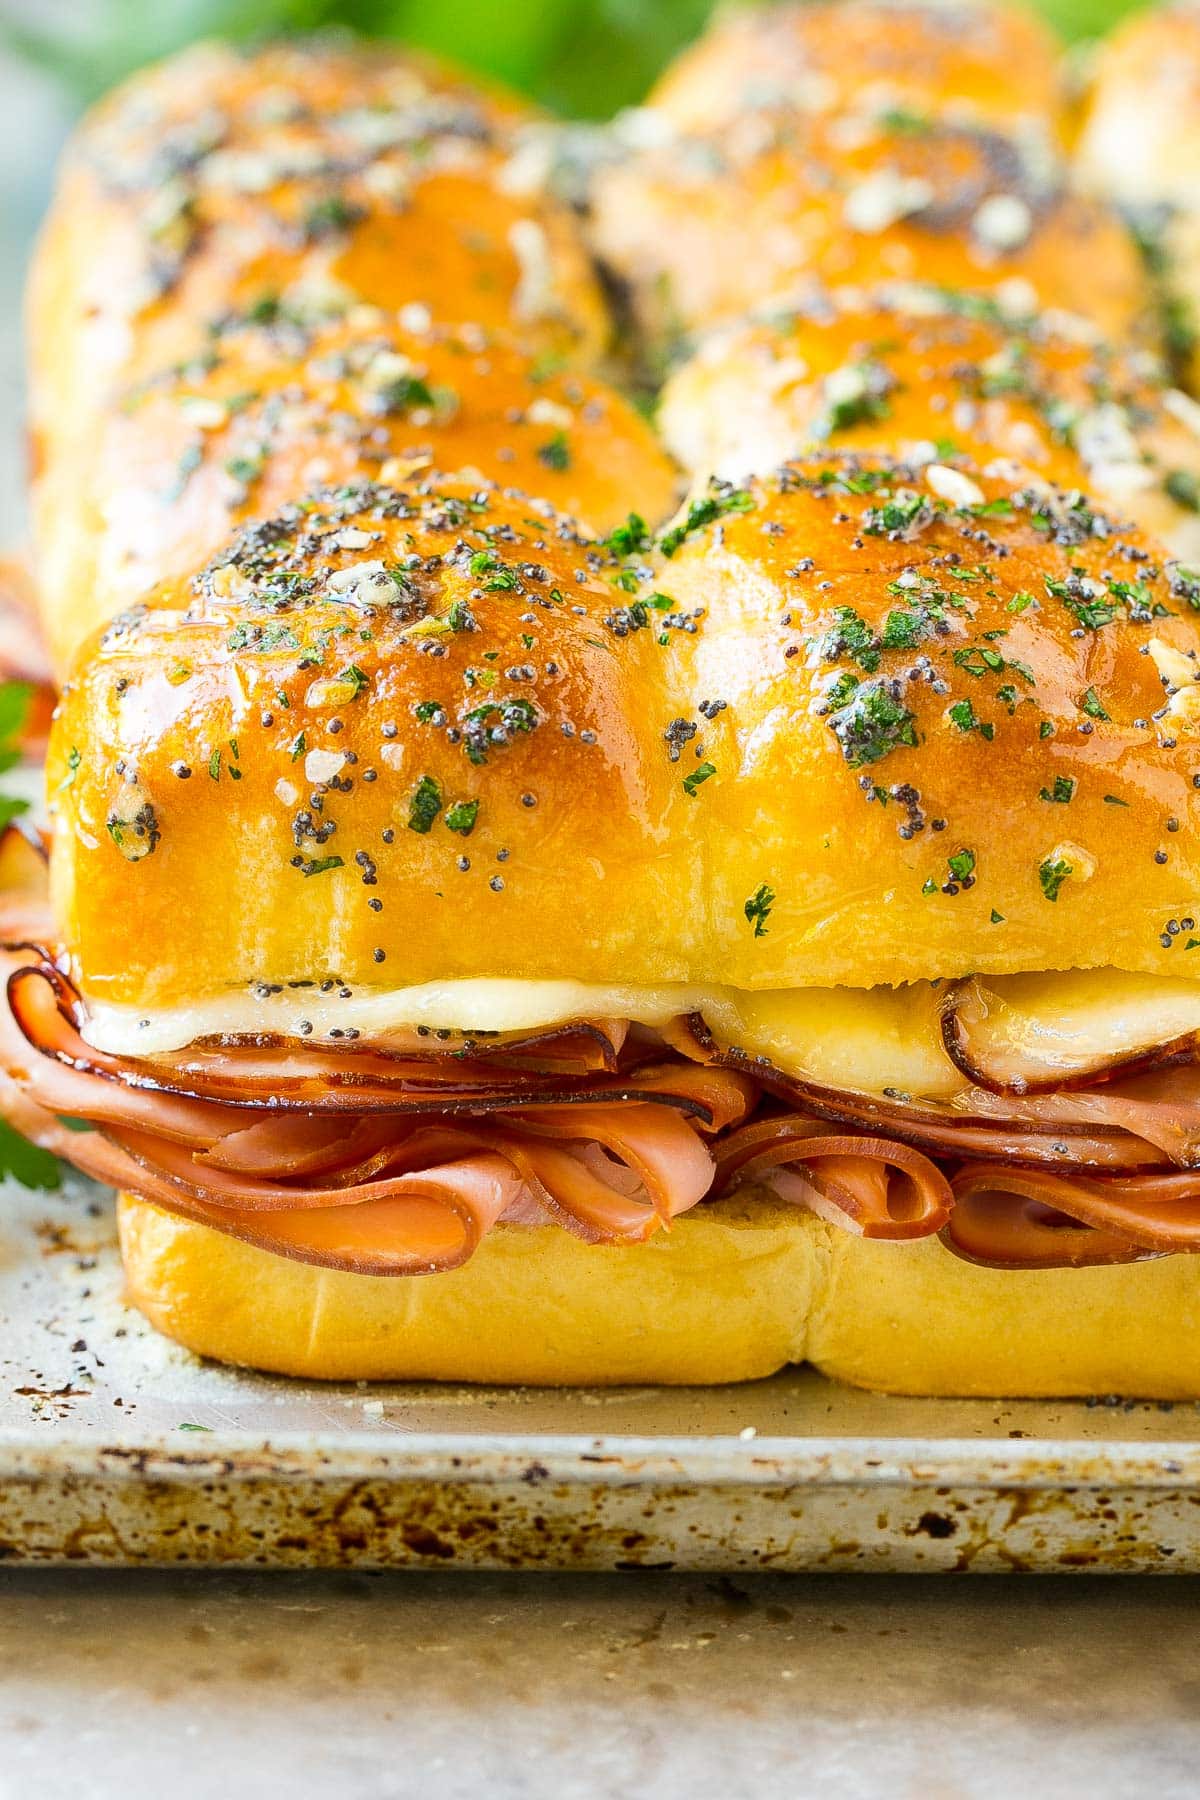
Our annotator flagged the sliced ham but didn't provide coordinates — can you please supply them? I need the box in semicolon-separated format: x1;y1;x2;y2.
0;943;757;1273
712;1114;953;1239
945;1167;1167;1269
13;933;1200;1275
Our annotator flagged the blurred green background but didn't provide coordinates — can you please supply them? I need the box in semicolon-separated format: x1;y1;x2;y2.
0;0;1147;120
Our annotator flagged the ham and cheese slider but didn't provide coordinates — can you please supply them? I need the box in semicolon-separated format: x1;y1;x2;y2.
590;103;1148;357
659;285;1200;556
11;456;1200;1393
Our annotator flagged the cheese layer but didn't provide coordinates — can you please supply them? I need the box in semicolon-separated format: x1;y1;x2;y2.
79;967;1200;1104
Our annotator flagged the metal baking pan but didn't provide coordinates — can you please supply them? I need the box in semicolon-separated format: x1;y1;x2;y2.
2;1172;1198;1572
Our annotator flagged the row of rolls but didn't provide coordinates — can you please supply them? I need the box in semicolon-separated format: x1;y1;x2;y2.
22;0;1200;679
16;0;1200;1389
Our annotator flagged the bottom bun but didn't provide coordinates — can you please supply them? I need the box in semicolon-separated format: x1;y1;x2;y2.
116;1190;815;1385
117;1191;1200;1395
811;1231;1200;1400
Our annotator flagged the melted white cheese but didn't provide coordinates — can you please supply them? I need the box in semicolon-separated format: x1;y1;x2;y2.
82;974;962;1098
79;966;1200;1103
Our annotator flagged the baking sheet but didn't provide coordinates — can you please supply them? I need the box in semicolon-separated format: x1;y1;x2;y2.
2;1173;1198;1572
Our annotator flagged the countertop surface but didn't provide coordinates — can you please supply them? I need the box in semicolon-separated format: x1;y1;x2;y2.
2;1569;1199;1799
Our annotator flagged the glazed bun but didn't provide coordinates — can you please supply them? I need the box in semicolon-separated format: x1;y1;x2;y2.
49;455;1200;1009
118;1188;1200;1395
590;107;1148;354
659;286;1200;557
1077;3;1200;215
649;0;1067;139
37;311;679;671
28;39;611;663
1077;3;1200;391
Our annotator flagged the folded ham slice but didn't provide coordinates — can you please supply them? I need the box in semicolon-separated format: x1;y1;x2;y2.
712;1114;953;1239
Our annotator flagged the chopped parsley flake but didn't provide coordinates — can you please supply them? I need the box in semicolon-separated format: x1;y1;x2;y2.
879;608;929;651
1039;854;1073;902
820;606;880;672
445;798;479;836
378;373;435;414
1045;574;1118;631
827;679;917;768
744;883;775;938
537;431;571;471
1039;775;1076;804
1080;687;1109;721
407;774;443;834
604;513;653;558
226;621;299;652
948;698;994;740
659;487;754;558
862;491;929;536
682;761;716;797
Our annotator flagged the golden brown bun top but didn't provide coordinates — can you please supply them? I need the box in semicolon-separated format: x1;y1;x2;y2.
42;313;679;672
658;286;1200;558
590;107;1148;350
49;457;1200;1004
27;38;609;462
650;0;1066;137
1077;3;1200;210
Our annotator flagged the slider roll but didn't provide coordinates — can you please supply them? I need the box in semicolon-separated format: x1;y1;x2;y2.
1078;3;1200;395
49;459;1200;1008
649;0;1068;137
28;38;611;668
40;311;679;670
659;287;1200;559
591;107;1148;354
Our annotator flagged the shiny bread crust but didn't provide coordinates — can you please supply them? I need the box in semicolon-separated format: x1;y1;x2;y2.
28;39;611;667
48;456;1200;1006
590;106;1148;351
658;288;1200;558
648;0;1068;136
41;311;679;670
118;1189;1200;1395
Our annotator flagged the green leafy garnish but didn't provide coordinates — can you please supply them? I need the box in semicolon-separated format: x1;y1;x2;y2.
0;1120;62;1191
659;487;754;558
1039;854;1073;902
744;883;775;938
827;679;917;768
407;774;443;834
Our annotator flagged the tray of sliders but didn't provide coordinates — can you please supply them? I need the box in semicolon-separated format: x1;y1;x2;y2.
4;2;1200;1571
